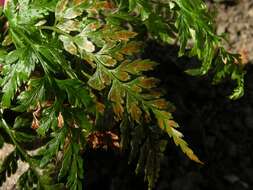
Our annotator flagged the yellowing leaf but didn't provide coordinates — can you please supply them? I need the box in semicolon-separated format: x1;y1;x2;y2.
112;31;137;41
64;8;82;19
75;36;95;53
108;81;125;104
113;52;124;61
130;104;142;123
64;1;93;19
2;34;12;46
170;127;183;138
155;110;203;164
115;70;131;81
99;68;111;86
121;41;142;55
137;77;159;89
96;102;105;114
149;99;169;110
126;95;142;123
73;0;82;4
112;102;124;120
59;35;77;55
108;81;126;120
114;60;131;81
84;22;101;32
55;0;68;19
98;55;117;67
88;68;106;91
142;91;163;100
93;1;114;10
120;59;158;75
130;84;142;93
57;20;81;33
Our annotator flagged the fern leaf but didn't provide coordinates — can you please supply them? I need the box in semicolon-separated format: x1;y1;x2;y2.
39;128;68;167
1;49;36;107
52;1;202;164
155;110;203;164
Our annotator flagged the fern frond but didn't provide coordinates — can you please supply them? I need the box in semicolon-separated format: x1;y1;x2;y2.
0;0;247;189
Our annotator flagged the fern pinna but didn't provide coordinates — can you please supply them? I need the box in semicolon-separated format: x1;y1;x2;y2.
0;0;245;189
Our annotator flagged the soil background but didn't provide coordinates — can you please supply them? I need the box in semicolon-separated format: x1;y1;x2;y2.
1;0;253;190
209;0;253;62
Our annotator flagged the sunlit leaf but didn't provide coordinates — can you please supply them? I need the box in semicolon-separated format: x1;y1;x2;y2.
59;35;78;55
74;36;95;53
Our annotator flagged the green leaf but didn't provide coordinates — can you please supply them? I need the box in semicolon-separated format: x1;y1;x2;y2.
1;1;245;190
128;0;151;21
185;68;203;76
1;49;36;108
5;0;54;26
229;69;245;99
56;79;92;108
129;0;137;11
58;142;72;180
57;129;84;190
17;167;65;190
0;49;7;63
65;142;84;190
2;34;13;46
69;108;92;132
39;128;67;167
0;135;4;149
4;50;20;64
13;77;48;112
137;0;151;21
13;115;32;129
37;106;58;136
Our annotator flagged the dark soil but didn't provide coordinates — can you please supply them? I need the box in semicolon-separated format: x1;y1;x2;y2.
211;0;253;62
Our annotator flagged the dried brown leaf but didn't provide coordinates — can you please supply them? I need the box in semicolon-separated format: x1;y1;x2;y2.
57;112;64;128
31;118;39;129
